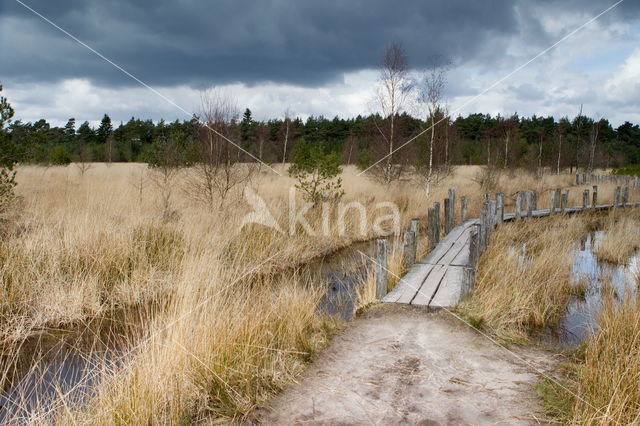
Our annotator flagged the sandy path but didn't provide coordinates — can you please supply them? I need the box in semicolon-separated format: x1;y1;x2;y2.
257;304;555;425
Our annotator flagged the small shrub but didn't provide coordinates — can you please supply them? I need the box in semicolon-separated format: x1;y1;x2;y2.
288;139;344;203
49;145;72;165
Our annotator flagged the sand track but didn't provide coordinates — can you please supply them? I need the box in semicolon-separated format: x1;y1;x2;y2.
257;304;555;425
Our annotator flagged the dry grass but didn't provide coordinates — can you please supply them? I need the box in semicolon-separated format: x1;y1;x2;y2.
594;209;640;264
0;163;618;423
568;288;640;425
459;214;596;342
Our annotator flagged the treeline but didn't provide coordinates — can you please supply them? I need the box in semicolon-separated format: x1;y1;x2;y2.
4;109;640;172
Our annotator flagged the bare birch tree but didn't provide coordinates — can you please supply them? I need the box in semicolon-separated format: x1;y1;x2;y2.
557;117;569;175
588;117;601;173
419;55;449;196
187;88;255;209
372;42;413;184
281;108;292;166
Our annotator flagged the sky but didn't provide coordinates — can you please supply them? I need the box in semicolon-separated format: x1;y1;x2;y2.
1;0;639;127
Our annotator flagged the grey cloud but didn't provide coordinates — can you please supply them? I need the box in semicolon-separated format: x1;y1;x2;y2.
3;0;528;88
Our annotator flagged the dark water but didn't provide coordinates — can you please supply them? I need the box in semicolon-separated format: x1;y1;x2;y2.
555;232;639;346
317;241;377;321
0;309;145;423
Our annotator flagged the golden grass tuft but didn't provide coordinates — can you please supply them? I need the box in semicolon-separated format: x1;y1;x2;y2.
593;208;640;264
459;214;595;342
569;292;640;425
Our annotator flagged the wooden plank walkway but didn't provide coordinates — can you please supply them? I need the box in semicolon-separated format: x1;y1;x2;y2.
384;202;640;309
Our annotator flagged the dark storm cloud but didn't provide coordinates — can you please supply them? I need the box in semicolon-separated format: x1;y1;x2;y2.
1;0;637;88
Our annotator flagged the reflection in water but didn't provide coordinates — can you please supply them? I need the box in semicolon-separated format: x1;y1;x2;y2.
317;241;375;321
558;232;639;346
0;310;144;423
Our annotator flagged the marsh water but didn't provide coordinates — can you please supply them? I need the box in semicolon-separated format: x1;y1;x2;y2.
0;309;148;423
543;231;640;347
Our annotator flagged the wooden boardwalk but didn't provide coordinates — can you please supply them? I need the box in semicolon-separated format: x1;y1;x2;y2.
384;201;640;309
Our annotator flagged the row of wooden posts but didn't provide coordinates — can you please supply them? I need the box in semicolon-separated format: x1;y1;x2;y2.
576;173;639;188
374;182;636;300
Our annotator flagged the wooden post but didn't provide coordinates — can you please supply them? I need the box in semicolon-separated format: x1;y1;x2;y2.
561;191;568;213
479;206;487;252
515;192;522;220
592;185;598;208
582;189;589;210
448;188;456;227
403;230;416;270
444;198;452;235
549;191;556;214
427;208;437;251
460;196;468;222
531;189;538;211
433;202;440;245
555;189;561;212
375;239;388;299
461;267;476;299
496;192;505;223
576;173;580;185
489;199;497;228
623;186;629;206
410;218;420;246
525;191;533;218
469;225;479;266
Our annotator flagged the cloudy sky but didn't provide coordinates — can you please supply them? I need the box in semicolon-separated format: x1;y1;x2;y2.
1;0;639;127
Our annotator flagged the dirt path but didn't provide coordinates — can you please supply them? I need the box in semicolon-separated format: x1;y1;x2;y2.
257;304;556;425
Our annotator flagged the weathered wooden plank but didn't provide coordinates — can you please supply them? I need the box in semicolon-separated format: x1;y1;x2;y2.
436;231;470;266
410;264;447;306
418;221;474;265
428;265;466;309
382;263;436;303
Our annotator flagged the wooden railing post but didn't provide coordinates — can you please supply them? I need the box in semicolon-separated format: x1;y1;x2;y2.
375;238;388;299
592;185;598;208
489;199;497;228
410;218;420;246
555;189;561;213
448;188;456;227
561;190;569;213
582;189;589;210
427;208;437;251
444;198;452;235
469;225;479;266
462;267;476;299
531;189;538;211
515;192;522;220
403;230;416;270
479;205;487;251
623;186;629;206
525;191;533;218
433;202;440;245
460;196;468;222
496;192;505;223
